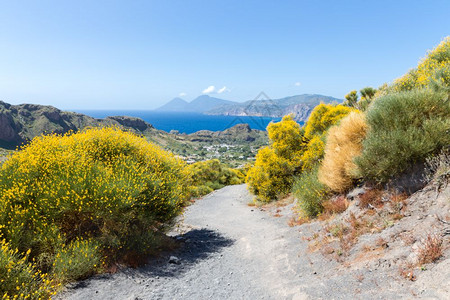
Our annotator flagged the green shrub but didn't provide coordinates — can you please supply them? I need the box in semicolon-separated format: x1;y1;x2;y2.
0;127;188;291
293;167;328;218
186;159;244;197
356;89;450;182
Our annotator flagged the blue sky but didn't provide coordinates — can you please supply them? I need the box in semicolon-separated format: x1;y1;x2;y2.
1;0;450;109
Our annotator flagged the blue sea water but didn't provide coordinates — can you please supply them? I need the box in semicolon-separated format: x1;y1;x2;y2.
75;110;285;134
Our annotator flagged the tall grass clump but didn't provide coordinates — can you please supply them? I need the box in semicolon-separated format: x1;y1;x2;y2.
319;112;368;192
0;127;188;292
293;167;329;218
356;89;450;182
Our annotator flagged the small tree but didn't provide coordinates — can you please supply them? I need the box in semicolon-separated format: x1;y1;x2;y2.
343;90;358;107
360;87;376;101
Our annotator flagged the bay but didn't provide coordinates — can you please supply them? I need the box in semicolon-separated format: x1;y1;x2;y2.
75;110;285;134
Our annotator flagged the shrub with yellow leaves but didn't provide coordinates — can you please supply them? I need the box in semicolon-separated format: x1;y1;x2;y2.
246;147;295;201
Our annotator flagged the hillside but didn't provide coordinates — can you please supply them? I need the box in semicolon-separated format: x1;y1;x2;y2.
0;100;268;166
156;95;236;113
0;101;155;149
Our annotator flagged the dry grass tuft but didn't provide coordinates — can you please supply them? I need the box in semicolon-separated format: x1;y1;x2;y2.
287;216;309;227
375;237;388;249
359;189;384;208
399;263;416;281
417;233;443;265
319;112;368;192
322;196;349;215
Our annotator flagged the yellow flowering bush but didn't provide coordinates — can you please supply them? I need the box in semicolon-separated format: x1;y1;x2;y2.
0;127;188;293
246;115;304;202
267;114;304;162
246;147;295;201
51;238;101;283
185;159;244;197
301;104;354;171
392;37;450;92
319;112;368;192
300;135;325;171
303;104;354;140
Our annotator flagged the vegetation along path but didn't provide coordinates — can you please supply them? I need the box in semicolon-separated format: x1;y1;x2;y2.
60;184;443;300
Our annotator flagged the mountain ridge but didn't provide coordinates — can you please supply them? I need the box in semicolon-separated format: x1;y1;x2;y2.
206;94;342;122
155;95;236;112
155;94;341;121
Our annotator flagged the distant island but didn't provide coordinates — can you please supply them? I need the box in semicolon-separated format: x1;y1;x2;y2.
156;94;342;122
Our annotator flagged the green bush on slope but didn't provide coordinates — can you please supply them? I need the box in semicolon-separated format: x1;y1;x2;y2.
293;167;328;218
356;89;450;182
186;159;244;197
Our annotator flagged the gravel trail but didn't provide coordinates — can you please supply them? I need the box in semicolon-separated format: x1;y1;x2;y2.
60;185;315;299
59;184;441;300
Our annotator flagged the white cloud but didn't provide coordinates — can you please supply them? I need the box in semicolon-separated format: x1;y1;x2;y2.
202;85;216;94
217;86;230;94
179;92;187;97
294;82;301;87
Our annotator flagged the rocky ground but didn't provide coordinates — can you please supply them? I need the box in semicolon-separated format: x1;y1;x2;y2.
58;182;449;300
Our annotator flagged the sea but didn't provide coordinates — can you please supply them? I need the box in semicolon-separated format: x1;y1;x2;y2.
76;110;284;134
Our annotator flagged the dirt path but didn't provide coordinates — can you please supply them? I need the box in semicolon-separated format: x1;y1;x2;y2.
59;184;446;300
